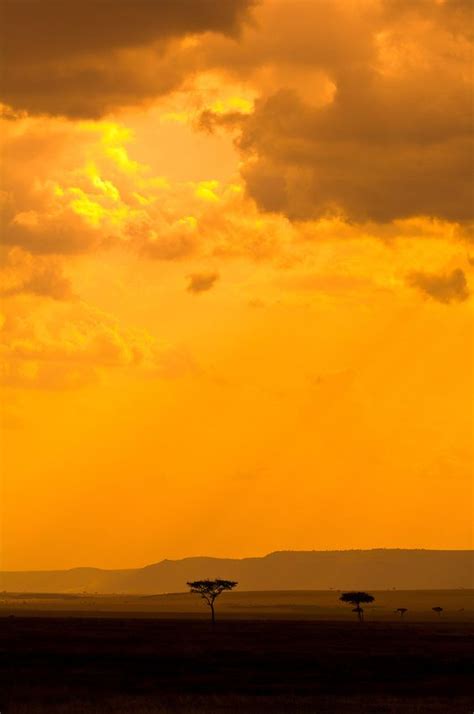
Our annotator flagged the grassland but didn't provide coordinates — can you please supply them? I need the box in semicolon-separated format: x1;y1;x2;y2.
1;596;473;713
0;589;473;620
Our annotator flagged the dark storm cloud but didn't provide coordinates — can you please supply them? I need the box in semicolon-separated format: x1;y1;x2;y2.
238;89;472;223
407;268;470;304
0;0;256;117
199;0;473;224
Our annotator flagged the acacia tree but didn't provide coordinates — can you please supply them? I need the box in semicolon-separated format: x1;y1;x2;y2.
395;607;408;619
339;591;375;622
187;579;238;624
432;606;443;617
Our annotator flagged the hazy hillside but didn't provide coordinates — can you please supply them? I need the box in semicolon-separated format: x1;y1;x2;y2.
1;550;472;594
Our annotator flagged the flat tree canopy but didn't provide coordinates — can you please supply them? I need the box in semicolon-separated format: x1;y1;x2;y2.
339;591;375;621
187;579;238;596
339;591;375;606
395;607;408;617
187;579;238;623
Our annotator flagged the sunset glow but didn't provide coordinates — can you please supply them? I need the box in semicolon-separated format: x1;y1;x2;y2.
1;0;472;570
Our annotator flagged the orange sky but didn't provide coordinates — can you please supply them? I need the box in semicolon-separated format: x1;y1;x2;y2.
1;0;473;570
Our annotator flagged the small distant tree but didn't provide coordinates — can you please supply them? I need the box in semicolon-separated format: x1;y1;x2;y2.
395;607;408;619
187;579;238;625
339;591;375;622
432;606;443;617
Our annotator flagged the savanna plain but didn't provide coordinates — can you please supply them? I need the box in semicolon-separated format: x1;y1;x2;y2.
1;590;473;714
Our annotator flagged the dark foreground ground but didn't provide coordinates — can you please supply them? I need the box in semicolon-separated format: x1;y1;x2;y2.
1;618;473;714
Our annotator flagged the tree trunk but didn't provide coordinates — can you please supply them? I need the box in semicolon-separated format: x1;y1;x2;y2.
210;602;215;626
358;606;363;622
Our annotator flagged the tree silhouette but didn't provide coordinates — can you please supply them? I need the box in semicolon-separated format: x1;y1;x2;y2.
432;606;443;617
339;591;374;622
395;607;408;618
187;579;238;624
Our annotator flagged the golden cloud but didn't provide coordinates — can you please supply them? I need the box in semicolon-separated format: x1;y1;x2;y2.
0;299;195;389
1;114;299;267
187;271;219;294
407;267;470;304
0;248;73;300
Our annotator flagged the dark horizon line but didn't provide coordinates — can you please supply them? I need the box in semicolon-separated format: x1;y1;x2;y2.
3;547;473;575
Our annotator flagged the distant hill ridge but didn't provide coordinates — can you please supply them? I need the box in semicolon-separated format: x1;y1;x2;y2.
1;549;472;594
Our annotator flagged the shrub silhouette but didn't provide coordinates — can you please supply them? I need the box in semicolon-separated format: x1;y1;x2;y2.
432;606;443;617
339;591;374;621
395;607;408;618
187;579;238;624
